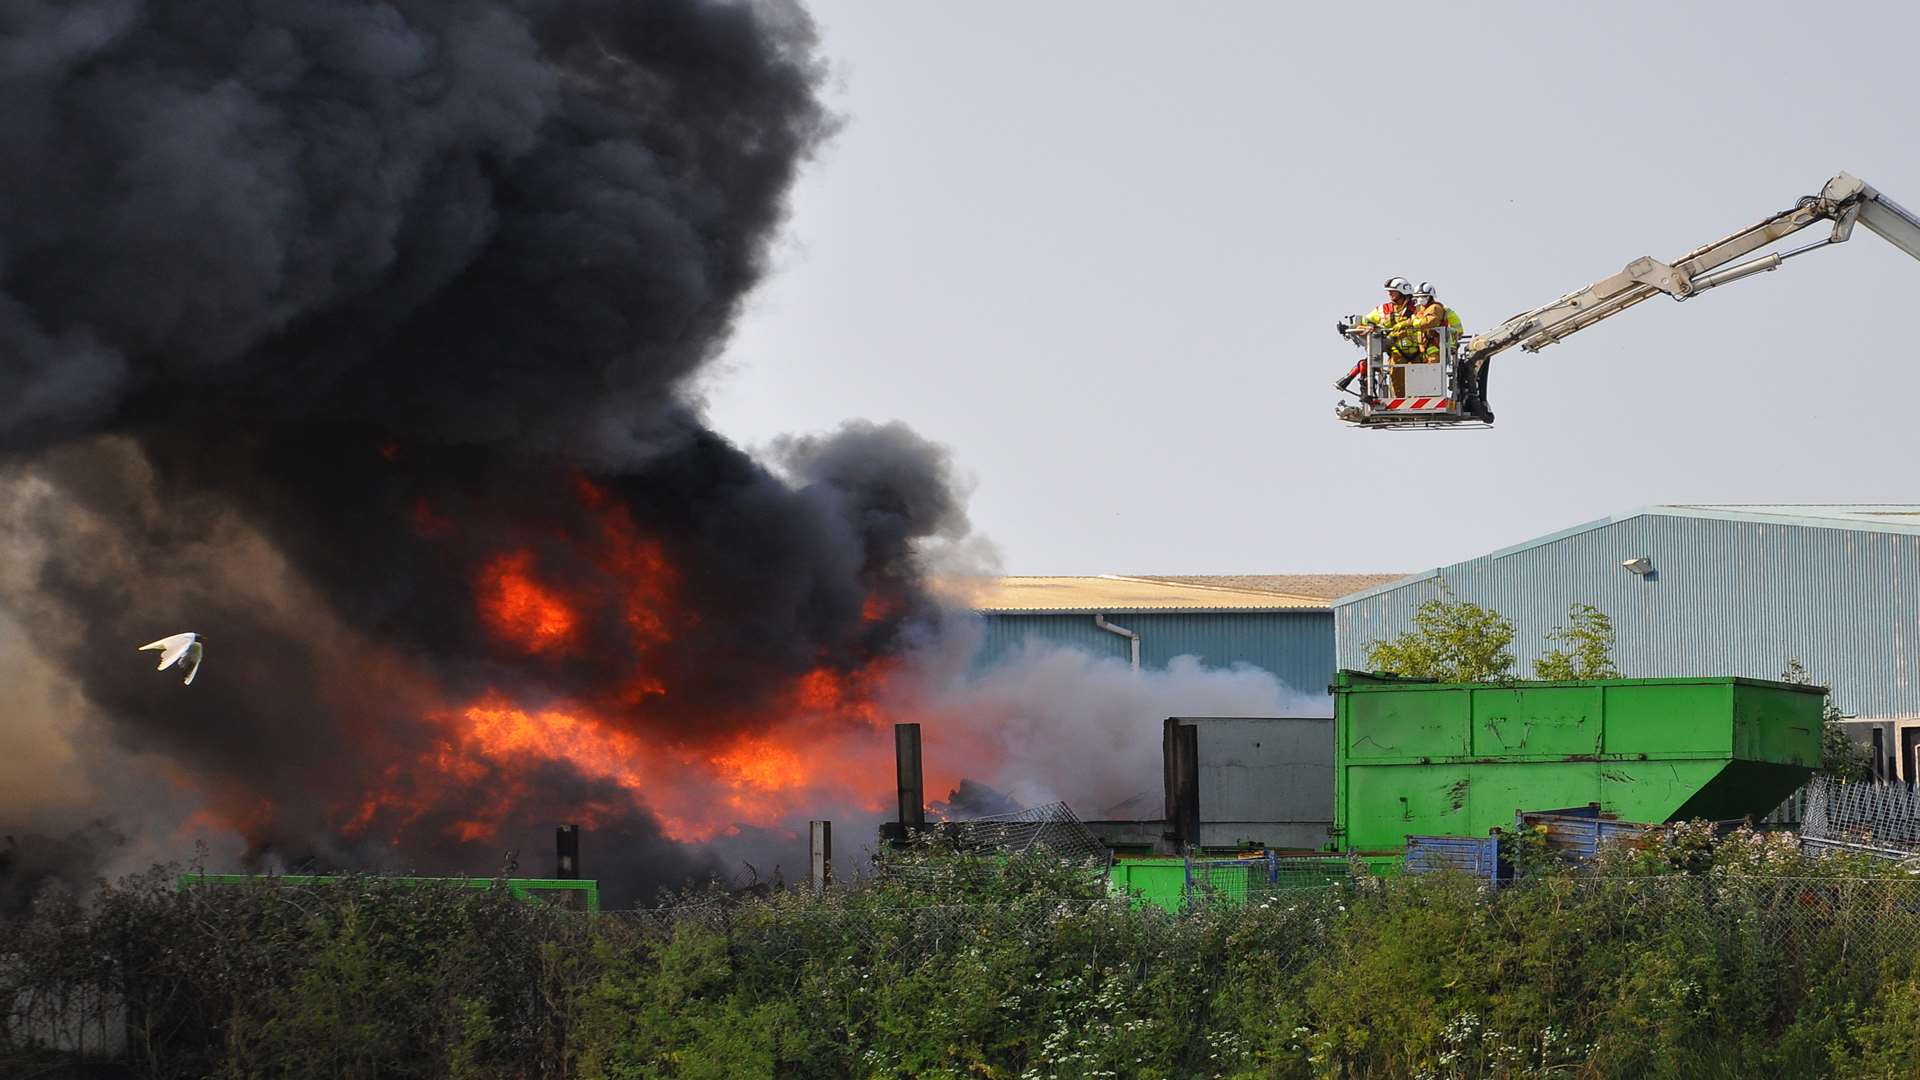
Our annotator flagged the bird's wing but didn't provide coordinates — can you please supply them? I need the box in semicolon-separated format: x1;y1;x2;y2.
139;633;198;671
180;641;203;686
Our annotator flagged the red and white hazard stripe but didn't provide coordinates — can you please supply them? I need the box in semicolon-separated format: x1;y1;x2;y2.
1380;398;1452;411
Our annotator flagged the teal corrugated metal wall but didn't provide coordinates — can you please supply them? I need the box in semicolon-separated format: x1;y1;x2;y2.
1334;514;1920;718
976;611;1335;695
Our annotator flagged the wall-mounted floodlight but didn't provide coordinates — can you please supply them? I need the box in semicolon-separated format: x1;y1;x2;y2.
1621;557;1654;576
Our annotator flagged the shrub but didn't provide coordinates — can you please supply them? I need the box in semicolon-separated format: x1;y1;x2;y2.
1534;603;1620;680
10;831;1920;1078
1363;584;1516;683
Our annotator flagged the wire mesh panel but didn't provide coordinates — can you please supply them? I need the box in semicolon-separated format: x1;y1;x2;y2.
939;801;1108;862
1183;853;1357;907
881;802;1110;896
1800;776;1920;850
1185;858;1263;904
1268;854;1359;894
1761;783;1810;827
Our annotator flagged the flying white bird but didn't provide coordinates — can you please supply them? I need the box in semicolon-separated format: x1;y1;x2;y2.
139;632;204;686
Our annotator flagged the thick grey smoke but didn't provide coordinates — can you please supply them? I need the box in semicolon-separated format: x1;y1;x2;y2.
893;631;1330;820
0;0;985;908
0;0;1330;909
2;0;821;460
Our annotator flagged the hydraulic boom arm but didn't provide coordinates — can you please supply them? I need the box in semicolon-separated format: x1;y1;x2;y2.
1463;172;1920;363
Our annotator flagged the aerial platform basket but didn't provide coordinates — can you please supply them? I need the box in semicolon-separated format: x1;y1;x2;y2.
1333;172;1920;432
1333;326;1484;430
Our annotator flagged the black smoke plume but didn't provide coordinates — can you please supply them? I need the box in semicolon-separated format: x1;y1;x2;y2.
0;0;968;908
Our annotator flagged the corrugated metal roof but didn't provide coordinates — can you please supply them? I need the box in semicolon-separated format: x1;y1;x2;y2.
1124;574;1406;600
1337;505;1920;606
948;574;1405;613
1657;505;1920;533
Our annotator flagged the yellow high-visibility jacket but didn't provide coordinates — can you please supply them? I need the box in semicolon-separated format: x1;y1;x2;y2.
1363;301;1422;356
1408;302;1463;360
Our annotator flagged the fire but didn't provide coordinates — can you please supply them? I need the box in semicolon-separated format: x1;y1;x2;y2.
477;477;677;655
178;796;275;841
709;735;804;791
583;485;679;649
478;552;577;650
396;684;896;843
459;697;644;787
794;668;843;710
790;663;888;722
287;478;934;856
607;536;675;647
340;773;411;841
156;761;279;842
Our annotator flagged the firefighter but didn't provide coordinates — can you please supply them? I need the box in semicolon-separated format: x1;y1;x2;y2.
1412;281;1492;423
1334;277;1417;394
1404;282;1461;364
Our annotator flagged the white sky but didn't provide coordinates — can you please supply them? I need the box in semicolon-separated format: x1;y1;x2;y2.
702;0;1920;576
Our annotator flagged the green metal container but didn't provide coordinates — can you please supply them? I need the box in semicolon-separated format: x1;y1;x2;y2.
1107;853;1397;912
1108;858;1189;912
1333;670;1822;852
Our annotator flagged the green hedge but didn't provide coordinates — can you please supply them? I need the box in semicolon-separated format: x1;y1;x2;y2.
10;827;1920;1078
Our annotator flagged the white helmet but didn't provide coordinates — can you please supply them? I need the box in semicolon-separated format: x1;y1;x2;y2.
1413;280;1437;301
1383;276;1413;294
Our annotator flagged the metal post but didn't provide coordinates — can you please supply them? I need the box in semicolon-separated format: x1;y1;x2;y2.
1177;721;1200;851
555;824;579;880
809;820;832;896
1163;720;1200;853
1162;717;1179;831
1368;330;1385;399
894;723;925;831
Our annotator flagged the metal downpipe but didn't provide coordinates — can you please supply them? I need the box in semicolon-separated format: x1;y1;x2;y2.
1094;614;1141;671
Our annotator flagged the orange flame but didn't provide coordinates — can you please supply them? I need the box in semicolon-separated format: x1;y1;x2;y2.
323;487;933;850
402;685;895;843
581;484;679;649
709;735;804;792
478;552;577;651
152;479;954;862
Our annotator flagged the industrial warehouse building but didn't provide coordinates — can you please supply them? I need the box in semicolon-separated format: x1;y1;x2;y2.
1334;505;1920;776
963;574;1400;696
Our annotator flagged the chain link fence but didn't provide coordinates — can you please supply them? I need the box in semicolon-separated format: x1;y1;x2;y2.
16;864;1920;1072
877;801;1112;899
23;804;1920;1073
